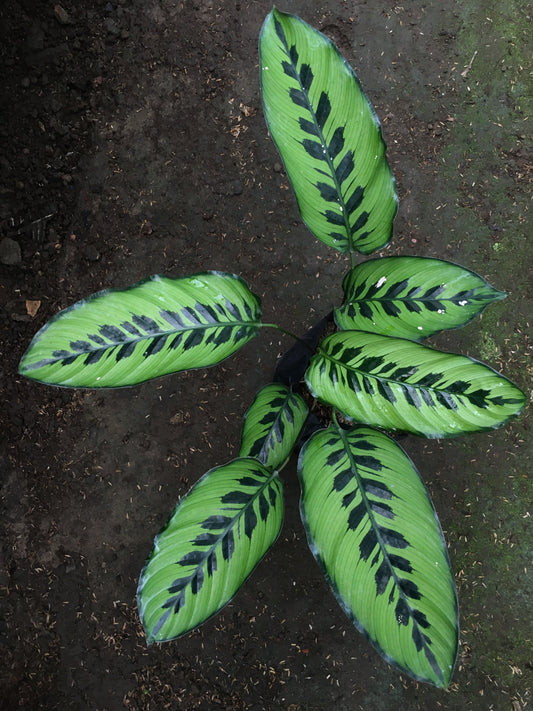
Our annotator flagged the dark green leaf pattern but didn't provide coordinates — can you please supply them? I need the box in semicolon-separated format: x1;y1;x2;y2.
239;383;308;469
260;8;397;254
18;272;262;387
298;423;458;687
305;331;526;438
138;457;283;643
335;256;506;339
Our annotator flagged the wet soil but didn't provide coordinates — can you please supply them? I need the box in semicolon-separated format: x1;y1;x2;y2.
1;1;531;709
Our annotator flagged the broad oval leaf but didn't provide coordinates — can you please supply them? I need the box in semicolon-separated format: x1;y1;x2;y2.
138;457;283;643
335;256;506;340
260;9;397;254
298;424;458;687
18;272;262;387
305;331;526;438
239;383;308;469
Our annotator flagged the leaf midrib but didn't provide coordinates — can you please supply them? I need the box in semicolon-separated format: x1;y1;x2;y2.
345;295;480;306
319;345;470;400
171;464;280;594
28;318;261;369
281;43;352;245
335;425;437;666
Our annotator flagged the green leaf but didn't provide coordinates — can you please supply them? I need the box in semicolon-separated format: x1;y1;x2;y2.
239;383;308;469
298;423;458;687
18;272;262;388
305;331;526;438
259;8;397;254
335;257;506;340
138;457;283;643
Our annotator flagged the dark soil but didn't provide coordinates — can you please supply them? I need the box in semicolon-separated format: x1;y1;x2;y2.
1;1;531;710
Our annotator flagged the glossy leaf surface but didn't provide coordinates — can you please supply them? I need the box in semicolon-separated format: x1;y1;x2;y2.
138;457;283;643
19;272;262;387
335;257;506;340
306;331;526;438
260;8;397;254
299;424;458;687
239;383;308;469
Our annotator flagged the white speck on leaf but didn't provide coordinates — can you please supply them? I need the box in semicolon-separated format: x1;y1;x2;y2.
376;276;387;288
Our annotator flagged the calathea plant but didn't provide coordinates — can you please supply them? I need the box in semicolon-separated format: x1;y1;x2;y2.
19;8;525;688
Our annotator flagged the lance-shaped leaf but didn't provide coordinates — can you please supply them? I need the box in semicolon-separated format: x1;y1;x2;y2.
298;424;458;687
335;257;506;340
305;331;526;438
18;272;262;387
239;383;308;469
138;457;283;643
260;8;397;254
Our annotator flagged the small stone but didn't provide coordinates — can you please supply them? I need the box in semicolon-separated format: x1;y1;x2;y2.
273;162;282;172
21;77;30;88
11;313;31;322
0;238;22;265
104;18;120;35
54;4;71;25
140;220;153;235
83;245;100;261
231;180;243;196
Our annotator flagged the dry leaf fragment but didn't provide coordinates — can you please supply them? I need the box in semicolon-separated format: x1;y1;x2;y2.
26;300;41;317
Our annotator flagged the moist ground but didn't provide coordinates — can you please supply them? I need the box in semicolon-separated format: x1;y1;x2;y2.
1;1;531;709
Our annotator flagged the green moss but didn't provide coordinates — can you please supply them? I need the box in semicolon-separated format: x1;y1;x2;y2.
436;0;531;294
434;4;532;702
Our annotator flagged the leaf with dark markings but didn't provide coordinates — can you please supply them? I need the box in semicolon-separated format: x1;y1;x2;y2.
137;457;283;643
260;8;397;254
239;383;308;469
305;331;526;438
18;272;262;388
336;257;507;339
298;423;458;687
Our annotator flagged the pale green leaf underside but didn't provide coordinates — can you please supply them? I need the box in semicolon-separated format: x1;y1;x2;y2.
260;8;397;254
239;383;308;469
137;457;283;643
18;272;262;387
335;256;506;340
298;424;458;687
306;331;526;438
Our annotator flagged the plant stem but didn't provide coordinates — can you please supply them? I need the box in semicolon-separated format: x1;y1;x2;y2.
260;323;315;353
